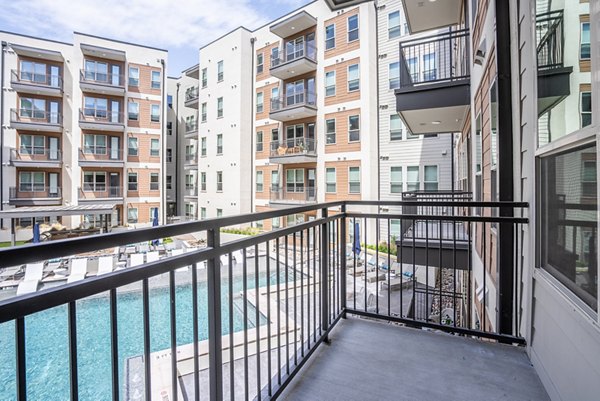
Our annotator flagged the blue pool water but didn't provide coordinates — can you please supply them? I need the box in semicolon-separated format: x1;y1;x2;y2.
0;266;287;401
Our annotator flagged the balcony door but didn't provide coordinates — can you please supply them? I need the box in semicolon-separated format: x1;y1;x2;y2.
48;173;59;197
111;65;120;86
306;78;315;104
110;137;119;160
111;101;120;123
306;33;316;59
307;169;316;199
286;36;304;61
286;124;304;148
50;65;60;88
49;137;59;160
109;173;120;197
286;80;304;106
49;101;59;124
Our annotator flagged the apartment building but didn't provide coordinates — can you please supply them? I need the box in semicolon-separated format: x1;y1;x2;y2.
399;0;599;399
0;31;167;239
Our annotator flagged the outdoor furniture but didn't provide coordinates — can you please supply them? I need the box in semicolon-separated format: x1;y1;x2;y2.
67;258;89;283
97;256;114;275
16;262;44;295
366;271;385;283
146;251;159;263
129;253;144;267
0;265;22;280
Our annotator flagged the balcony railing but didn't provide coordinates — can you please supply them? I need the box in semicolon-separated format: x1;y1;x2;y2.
271;91;316;111
0;200;528;401
79;148;124;162
271;42;317;68
536;10;564;71
185;122;198;133
11;69;62;89
79;186;123;199
185;153;198;163
10;108;62;125
399;28;470;88
270;137;316;157
10;148;61;163
9;186;61;199
184;186;198;196
185;86;199;102
270;186;317;202
80;69;124;87
79;108;124;124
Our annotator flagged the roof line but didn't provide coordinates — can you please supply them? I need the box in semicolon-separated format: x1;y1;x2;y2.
74;31;168;52
251;0;319;32
0;29;73;46
199;26;252;51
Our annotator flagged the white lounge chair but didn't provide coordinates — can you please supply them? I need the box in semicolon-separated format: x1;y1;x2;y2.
16;263;44;295
146;251;159;263
67;258;89;283
138;243;150;253
170;249;188;272
220;254;229;266
97;256;114;275
129;253;144;267
0;265;22;280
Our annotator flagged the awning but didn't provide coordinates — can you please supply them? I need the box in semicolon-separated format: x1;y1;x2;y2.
0;204;117;219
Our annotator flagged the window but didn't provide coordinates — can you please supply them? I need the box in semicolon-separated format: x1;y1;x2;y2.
128;67;139;86
83;134;107;154
348;64;359;91
256;131;263;152
256;53;264;74
407;57;418;81
19;171;45;192
423;53;436;81
424;166;438;191
201;68;207;88
201;137;207;157
201;103;207;122
390;115;402;140
271;170;280;191
256;171;264;192
19;60;50;84
347;15;359;42
167;95;173;109
128;173;138;191
20;134;45;155
19;97;46;119
128;102;139;120
581;92;592;128
389;62;400;89
325;24;335;50
128;208;138;224
184;203;195;219
151;104;160;122
148;207;159;223
128;137;138;156
151;71;161;89
581;22;590;60
326;168;336;193
272;217;281;229
200;172;206;191
325;71;336;96
216;171;223;192
217;60;223;82
200;207;207;220
166;148;172;163
216;134;223;155
83;171;106;191
167;121;173;135
256;92;264;113
348;115;360;142
406;166;419;191
217;209;223;218
326;119;336;144
286;169;304;192
388;11;401;39
390;219;401;239
348;167;360;193
166;176;172;190
150;139;160;157
150;173;159;191
271;87;279;102
390;167;402;193
217;97;223;118
540;144;598;311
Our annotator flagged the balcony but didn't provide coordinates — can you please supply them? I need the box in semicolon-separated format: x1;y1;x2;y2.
270;92;317;122
8;186;61;206
270;186;316;205
10;108;62;132
395;29;470;135
185;86;200;108
184;186;198;197
185;121;198;138
78;148;124;167
402;0;464;34
269;137;316;164
10;148;62;169
78;186;123;202
0;200;548;401
79;108;125;132
10;69;62;97
79;69;125;96
185;153;198;166
270;43;317;80
269;10;317;38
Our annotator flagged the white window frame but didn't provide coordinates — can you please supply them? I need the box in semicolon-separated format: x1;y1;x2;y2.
217;60;224;82
201;102;207;122
256;53;264;74
150;173;159;191
325;71;336;97
217;97;223;118
128;137;138;156
128;102;139;121
216;134;223;155
128;66;139;86
424;165;439;191
216;171;223;192
200;172;206;192
128;172;138;191
348;166;360;194
151;70;161;89
390;166;403;193
348;115;360;142
347;14;359;43
326;167;336;193
325;24;335;50
128;207;138;224
388;11;401;39
406;166;419;191
201;68;207;88
150;104;160;122
326;118;336;144
256;92;264;113
390;114;403;141
347;64;360;92
201;137;207;157
150;138;160;157
256;171;264;192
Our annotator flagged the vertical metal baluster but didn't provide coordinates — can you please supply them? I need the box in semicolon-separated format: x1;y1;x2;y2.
300;230;305;358
330;221;334;321
375;218;379;314
293;232;297;366
353;217;357;311
313;226;317;341
483;222;487;332
320;208;329;342
363;217;367;312
265;242;272;397
285;235;290;374
142;278;151;400
227;254;234;401
468;220;472;331
15;317;26;401
426;218;429;323
68;301;78;401
207;228;223;401
340;205;347;317
307;229;311;349
254;244;261;401
412;218;416;322
110;289;119;401
192;262;200;401
276;237;281;386
242;248;249;401
453;215;457;328
439;219;443;325
169;270;178;401
516;224;521;336
399;215;403;317
387;218;391;317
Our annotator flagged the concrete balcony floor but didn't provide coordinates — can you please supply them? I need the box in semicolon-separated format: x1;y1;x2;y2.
281;317;549;401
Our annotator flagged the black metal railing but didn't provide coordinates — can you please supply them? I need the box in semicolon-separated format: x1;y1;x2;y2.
185;121;198;133
536;10;564;70
79;148;124;162
270;138;316;157
271;92;317;112
398;28;470;88
0;200;527;401
271;42;317;68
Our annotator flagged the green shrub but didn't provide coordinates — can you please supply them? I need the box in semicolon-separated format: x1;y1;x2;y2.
220;227;260;236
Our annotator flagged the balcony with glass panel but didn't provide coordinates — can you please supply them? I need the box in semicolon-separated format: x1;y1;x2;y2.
10;146;61;169
270;83;317;122
185;120;199;138
79;106;124;132
10;69;62;97
184;86;200;108
80;68;125;96
78;173;123;202
270;36;317;80
10;106;62;133
78;145;125;168
269;167;317;206
269;124;317;164
9;184;61;206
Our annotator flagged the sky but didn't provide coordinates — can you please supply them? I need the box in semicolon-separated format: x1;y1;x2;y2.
0;0;309;76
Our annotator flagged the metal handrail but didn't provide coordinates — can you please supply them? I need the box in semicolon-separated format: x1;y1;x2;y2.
79;108;123;124
79;147;124;161
11;147;62;161
185;122;198;133
271;91;317;111
270;137;316;156
79;186;123;197
185;86;199;101
270;186;317;202
271;41;317;67
11;69;62;89
11;108;62;125
536;10;564;70
9;186;62;198
79;69;124;86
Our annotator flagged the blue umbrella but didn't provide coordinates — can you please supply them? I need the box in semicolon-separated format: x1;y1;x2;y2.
32;223;40;244
353;222;361;255
151;208;159;246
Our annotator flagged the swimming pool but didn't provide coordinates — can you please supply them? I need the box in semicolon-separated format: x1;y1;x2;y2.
0;263;292;401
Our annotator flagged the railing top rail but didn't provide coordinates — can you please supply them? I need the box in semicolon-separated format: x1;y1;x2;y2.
399;27;470;47
535;9;564;20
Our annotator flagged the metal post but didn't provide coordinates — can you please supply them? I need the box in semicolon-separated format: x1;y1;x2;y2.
11;218;16;247
320;207;329;342
340;205;347;316
206;228;223;400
